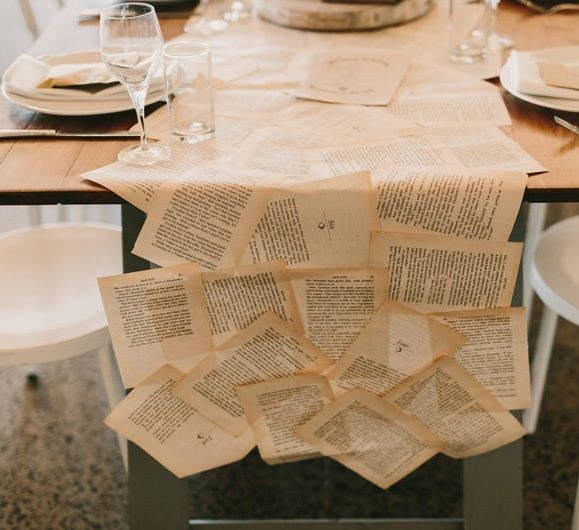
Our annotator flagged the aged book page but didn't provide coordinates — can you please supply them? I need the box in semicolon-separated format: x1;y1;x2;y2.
83;141;225;213
237;374;334;464
386;91;512;126
297;389;441;489
431;307;530;410
105;365;255;478
326;300;465;397
292;50;410;106
311;124;546;176
385;357;526;458
98;263;213;389
279;103;415;145
133;164;277;270
372;167;527;241
202;260;302;346
290;268;388;361
369;232;522;312
241;172;379;269
172;314;333;436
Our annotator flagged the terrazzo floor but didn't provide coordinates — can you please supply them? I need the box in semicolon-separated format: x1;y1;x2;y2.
0;202;578;529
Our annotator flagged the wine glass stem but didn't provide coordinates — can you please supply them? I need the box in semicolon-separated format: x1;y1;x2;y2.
128;86;148;148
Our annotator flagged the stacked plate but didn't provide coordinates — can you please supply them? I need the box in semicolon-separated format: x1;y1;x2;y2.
500;46;579;113
1;50;166;116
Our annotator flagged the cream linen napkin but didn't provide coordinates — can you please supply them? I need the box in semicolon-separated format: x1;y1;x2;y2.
2;53;165;101
509;47;579;100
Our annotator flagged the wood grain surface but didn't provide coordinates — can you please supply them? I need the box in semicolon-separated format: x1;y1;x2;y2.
0;1;577;204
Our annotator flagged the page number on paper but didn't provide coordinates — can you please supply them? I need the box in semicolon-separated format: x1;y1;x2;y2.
318;211;335;241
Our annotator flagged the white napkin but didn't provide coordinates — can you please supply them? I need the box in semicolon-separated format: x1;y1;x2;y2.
509;47;579;100
2;53;165;102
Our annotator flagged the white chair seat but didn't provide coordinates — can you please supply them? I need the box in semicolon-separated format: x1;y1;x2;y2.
0;223;122;364
524;215;579;435
531;215;579;327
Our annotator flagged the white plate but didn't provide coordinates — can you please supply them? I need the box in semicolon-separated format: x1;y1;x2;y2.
1;50;166;116
500;59;579;113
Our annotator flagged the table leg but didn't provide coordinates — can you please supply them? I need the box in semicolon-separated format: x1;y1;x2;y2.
122;204;189;530
462;206;525;530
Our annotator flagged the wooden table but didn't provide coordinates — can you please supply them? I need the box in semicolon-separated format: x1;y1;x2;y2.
0;2;577;529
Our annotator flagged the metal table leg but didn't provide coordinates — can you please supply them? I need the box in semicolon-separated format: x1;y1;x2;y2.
122;204;189;530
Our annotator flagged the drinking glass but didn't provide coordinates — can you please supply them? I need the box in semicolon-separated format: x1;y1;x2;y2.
223;0;252;22
100;2;170;166
487;0;514;49
448;0;489;63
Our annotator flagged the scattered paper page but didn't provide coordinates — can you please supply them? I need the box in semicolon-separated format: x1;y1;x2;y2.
83;140;226;213
279;102;415;144
312;125;546;177
105;365;255;478
385;357;526;458
431;307;530;410
292;50;410;106
241;172;379;269
237;374;334;464
290;268;388;361
372;167;527;241
386;91;511;126
214;88;297;120
172;313;333;436
202;260;302;346
297;389;441;489
326;300;465;397
369;232;522;312
234;127;336;182
133;164;276;270
97;263;213;389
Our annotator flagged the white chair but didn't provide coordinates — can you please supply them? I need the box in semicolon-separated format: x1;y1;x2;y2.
523;203;548;326
523;215;579;434
0;209;127;469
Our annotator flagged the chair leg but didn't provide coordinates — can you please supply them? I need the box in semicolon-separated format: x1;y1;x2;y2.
97;343;128;472
523;305;558;434
523;203;548;326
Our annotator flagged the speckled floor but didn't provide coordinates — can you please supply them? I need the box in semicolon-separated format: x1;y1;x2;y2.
0;203;578;530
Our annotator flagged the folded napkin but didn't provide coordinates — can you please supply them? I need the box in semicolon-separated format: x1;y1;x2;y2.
537;60;579;91
2;53;165;102
509;47;579;100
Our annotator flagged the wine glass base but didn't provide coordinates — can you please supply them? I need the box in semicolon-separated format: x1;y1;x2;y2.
184;18;228;35
117;143;171;166
488;32;514;50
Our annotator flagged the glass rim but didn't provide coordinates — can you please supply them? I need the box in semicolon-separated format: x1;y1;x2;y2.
100;2;157;20
164;40;211;58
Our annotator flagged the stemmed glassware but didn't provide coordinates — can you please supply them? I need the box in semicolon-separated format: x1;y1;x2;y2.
100;2;170;166
184;0;228;35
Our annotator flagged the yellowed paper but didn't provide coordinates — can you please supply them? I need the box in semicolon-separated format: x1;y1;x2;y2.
133;164;277;270
312;125;546;177
385;357;526;458
387;91;512;126
372;167;527;241
369;232;522;312
297;389;441;489
172;313;333;436
234;127;336;183
237;374;334;464
326;300;465;397
241;172;379;269
97;263;213;389
279;102;415;144
431;307;530;410
105;365;255;478
290;268;388;361
292;50;410;106
202;260;302;346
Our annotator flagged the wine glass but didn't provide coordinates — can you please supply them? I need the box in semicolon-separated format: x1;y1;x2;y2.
100;2;170;166
184;0;228;35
